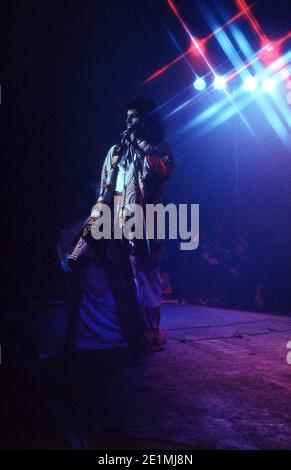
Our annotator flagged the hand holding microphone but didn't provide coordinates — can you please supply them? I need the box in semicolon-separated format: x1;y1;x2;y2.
120;123;145;159
121;123;137;145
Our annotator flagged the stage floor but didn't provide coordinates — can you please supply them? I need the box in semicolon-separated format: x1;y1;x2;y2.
2;302;291;449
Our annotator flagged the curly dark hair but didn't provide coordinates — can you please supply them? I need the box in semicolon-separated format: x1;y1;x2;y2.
126;96;165;143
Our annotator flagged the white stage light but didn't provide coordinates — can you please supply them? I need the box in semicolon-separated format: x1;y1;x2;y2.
213;76;226;90
262;78;275;93
193;77;206;91
244;76;258;91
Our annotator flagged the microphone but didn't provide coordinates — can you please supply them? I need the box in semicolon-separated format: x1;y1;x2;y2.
121;124;137;144
121;124;137;136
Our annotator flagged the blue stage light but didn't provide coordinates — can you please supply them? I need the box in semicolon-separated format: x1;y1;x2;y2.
193;77;206;91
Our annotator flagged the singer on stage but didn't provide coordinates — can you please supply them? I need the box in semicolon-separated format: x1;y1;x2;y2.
67;98;174;354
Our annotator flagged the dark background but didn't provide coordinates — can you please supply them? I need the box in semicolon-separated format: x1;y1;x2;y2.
2;0;291;309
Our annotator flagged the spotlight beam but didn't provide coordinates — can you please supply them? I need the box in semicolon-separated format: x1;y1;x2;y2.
202;5;253;44
276;31;291;48
142;0;290;87
142;1;256;85
235;0;268;42
166;0;216;74
142;50;189;85
139;0;291;145
227;32;291;83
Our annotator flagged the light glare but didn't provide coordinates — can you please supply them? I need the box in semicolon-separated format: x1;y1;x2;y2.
244;76;258;91
262;77;276;92
193;77;206;91
213;76;226;90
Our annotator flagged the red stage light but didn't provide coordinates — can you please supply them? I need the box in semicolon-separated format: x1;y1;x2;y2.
259;40;281;66
189;39;206;57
